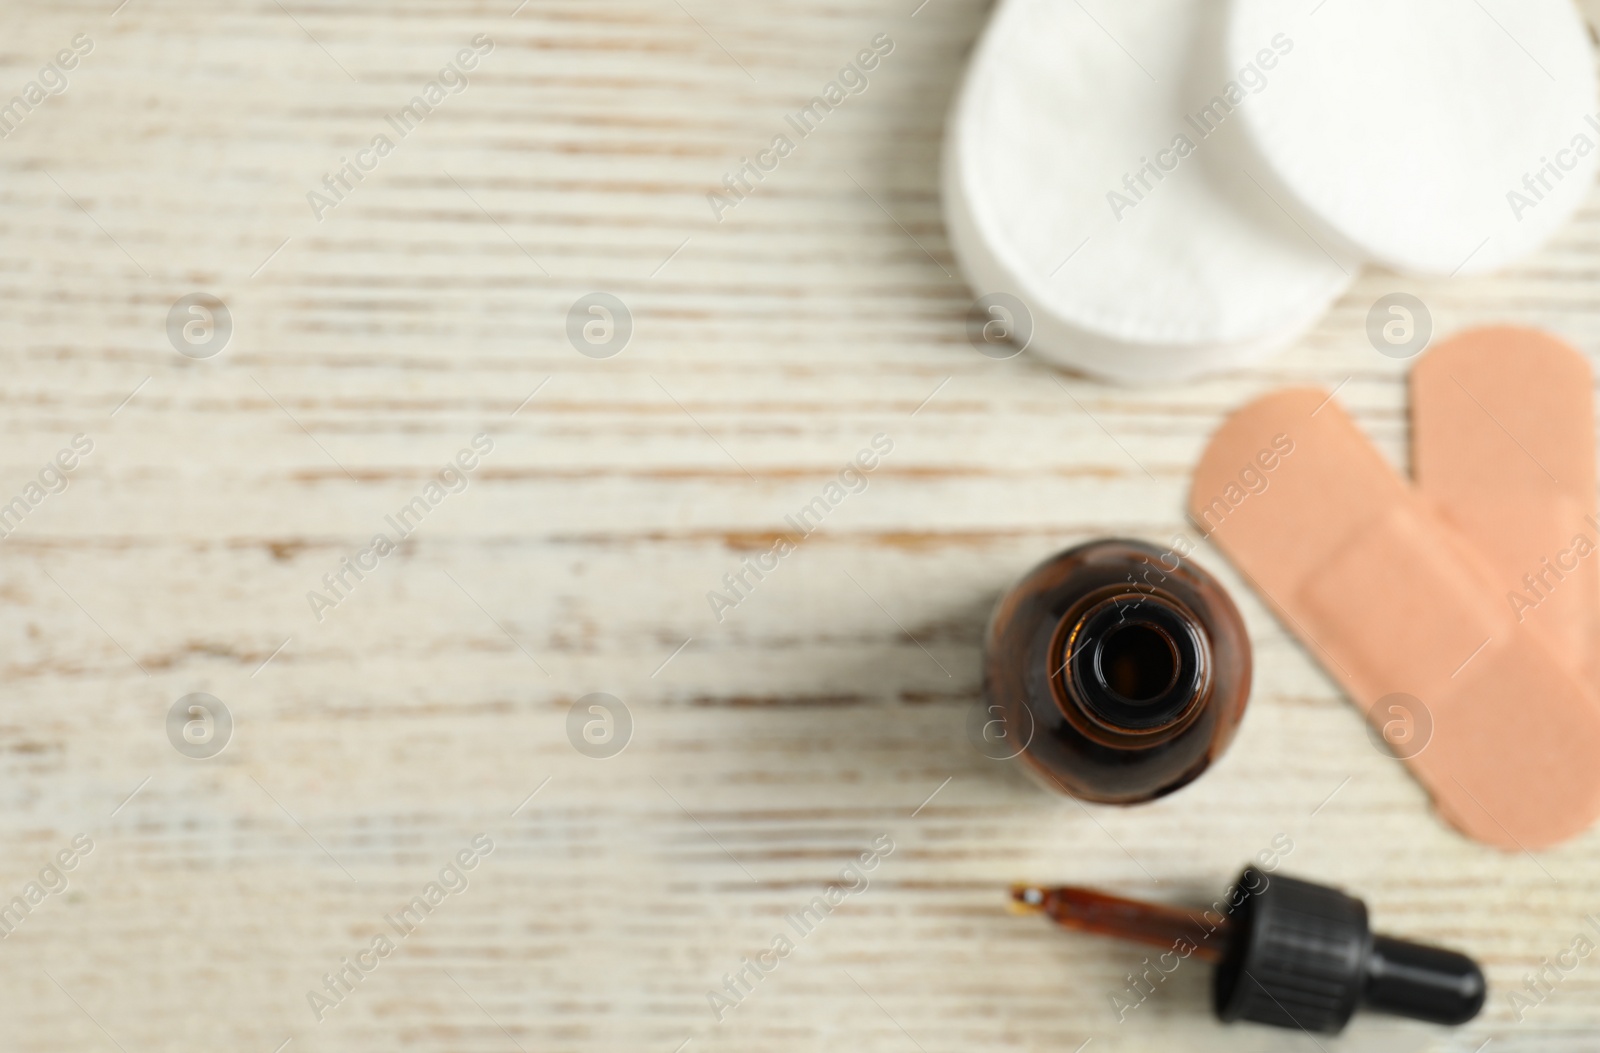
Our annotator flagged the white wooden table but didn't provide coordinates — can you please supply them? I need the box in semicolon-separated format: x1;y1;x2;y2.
1;1;1598;1050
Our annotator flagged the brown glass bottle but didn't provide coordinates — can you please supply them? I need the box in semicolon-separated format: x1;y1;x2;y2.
981;539;1251;804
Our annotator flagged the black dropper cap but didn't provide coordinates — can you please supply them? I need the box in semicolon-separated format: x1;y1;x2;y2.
1213;867;1486;1032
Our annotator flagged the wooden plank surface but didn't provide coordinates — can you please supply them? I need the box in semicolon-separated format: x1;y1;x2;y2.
1;1;1599;1050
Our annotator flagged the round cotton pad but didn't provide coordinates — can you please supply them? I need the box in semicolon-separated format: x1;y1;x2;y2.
1227;0;1600;276
944;0;1355;384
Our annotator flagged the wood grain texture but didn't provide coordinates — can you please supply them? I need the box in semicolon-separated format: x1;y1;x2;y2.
0;1;1598;1050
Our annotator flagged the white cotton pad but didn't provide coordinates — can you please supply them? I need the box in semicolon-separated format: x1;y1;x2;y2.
1227;0;1600;277
943;0;1355;385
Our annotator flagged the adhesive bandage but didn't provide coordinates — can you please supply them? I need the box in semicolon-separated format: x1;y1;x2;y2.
1413;327;1600;686
1191;389;1600;850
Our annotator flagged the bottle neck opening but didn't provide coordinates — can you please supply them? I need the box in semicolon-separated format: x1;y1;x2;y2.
1053;591;1211;736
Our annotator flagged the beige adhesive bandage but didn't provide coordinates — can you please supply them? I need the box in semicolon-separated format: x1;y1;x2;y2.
1190;389;1600;850
1413;327;1600;685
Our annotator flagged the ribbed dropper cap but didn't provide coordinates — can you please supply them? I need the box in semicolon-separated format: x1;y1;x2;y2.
1213;867;1485;1032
